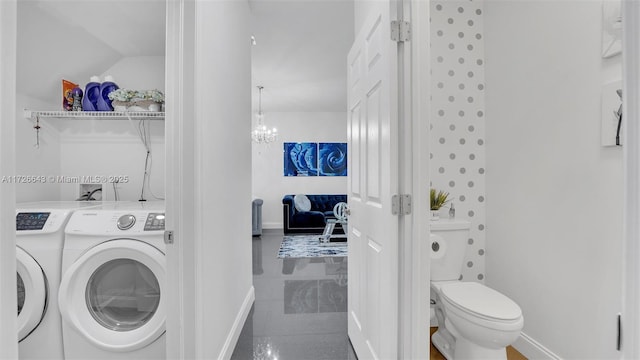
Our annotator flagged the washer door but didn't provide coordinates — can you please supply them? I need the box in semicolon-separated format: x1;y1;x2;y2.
58;239;165;352
16;246;47;341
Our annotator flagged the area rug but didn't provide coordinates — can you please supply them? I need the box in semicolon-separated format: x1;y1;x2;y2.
277;235;348;258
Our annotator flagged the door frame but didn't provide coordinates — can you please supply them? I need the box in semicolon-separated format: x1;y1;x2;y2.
403;0;430;358
623;1;640;358
164;0;198;358
0;0;17;358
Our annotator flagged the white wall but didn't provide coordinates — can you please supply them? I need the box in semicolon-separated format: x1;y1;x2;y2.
99;56;165;91
194;1;253;357
484;1;622;358
58;121;165;201
252;112;348;229
15;94;62;202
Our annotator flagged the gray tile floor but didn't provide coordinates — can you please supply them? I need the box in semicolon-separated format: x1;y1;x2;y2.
231;230;358;360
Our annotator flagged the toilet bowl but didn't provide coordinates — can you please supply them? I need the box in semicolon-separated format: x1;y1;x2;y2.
430;219;524;359
432;281;523;359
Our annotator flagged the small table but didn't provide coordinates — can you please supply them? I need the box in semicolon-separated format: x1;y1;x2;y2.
319;218;347;244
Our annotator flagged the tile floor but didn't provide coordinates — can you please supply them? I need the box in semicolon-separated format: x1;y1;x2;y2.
231;229;357;360
231;230;525;360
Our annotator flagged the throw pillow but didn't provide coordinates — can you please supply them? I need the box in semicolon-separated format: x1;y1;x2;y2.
294;194;312;212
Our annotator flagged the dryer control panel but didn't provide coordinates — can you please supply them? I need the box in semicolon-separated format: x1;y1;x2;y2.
16;212;50;231
144;213;165;231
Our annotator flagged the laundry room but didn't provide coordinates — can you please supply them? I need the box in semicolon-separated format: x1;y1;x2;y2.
16;1;166;203
11;1;170;359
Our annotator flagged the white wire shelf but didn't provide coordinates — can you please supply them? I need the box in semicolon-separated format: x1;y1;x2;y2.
24;109;165;120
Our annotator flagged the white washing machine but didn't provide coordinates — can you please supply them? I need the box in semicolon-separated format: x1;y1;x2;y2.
16;201;104;359
58;201;166;359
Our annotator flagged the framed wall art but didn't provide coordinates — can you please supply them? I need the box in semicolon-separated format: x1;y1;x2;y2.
283;142;318;176
318;143;347;176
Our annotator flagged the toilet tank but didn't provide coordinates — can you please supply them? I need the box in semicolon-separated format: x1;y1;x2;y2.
430;219;471;281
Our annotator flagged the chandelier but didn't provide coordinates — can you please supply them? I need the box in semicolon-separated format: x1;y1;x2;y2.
251;86;278;144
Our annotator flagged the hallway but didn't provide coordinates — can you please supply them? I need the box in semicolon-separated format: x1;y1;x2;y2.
231;230;357;359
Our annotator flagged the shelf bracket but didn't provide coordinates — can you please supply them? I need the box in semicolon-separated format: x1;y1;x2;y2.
33;114;41;149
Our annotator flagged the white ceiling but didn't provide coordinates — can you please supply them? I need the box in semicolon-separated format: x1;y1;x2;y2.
17;0;166;103
17;0;353;112
250;0;354;112
33;0;166;57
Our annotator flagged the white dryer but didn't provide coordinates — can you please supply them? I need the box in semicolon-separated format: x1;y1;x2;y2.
58;201;166;359
16;201;104;359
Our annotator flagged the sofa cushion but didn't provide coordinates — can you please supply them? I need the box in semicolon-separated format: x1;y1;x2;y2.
294;194;312;212
292;211;326;228
283;194;348;234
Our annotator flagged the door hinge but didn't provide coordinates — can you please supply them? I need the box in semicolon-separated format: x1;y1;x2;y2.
164;230;174;245
391;194;412;215
391;20;411;42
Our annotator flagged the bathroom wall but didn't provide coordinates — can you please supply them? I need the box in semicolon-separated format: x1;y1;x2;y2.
484;1;622;358
252;112;347;229
430;0;486;282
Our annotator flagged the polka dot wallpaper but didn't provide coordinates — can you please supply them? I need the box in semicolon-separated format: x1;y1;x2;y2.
430;0;486;282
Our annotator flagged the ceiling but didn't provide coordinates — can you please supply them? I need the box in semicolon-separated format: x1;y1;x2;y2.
250;0;354;112
17;0;166;104
17;0;353;112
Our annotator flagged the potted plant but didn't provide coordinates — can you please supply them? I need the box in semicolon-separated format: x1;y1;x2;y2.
108;89;165;112
430;188;450;220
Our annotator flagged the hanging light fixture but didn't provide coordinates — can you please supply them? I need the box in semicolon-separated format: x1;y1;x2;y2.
251;86;278;144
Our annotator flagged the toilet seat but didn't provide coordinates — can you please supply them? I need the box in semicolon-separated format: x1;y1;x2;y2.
440;282;522;322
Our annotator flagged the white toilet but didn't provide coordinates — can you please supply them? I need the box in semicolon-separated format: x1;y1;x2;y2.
430;219;524;360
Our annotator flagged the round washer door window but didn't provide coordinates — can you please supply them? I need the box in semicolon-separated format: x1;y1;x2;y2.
17;273;25;315
86;258;160;332
16;246;47;341
58;239;165;352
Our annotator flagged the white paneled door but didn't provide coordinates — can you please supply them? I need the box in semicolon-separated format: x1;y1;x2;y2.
347;2;400;359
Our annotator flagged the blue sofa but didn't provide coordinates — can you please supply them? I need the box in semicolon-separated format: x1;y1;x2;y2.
282;194;347;234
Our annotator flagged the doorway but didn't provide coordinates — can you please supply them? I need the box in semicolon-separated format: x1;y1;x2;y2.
429;0;626;358
243;1;356;358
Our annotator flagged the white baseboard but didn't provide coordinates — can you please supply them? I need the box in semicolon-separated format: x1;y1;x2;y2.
262;222;282;230
218;286;255;359
513;331;562;360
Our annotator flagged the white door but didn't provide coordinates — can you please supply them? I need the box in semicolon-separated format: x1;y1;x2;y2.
347;2;400;359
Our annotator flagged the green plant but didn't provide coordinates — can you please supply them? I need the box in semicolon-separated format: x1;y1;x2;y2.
430;188;450;210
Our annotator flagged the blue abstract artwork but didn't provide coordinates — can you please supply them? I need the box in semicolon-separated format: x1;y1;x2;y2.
284;142;318;176
319;143;347;176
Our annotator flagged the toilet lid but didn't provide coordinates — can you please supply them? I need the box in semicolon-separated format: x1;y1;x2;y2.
441;282;522;321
